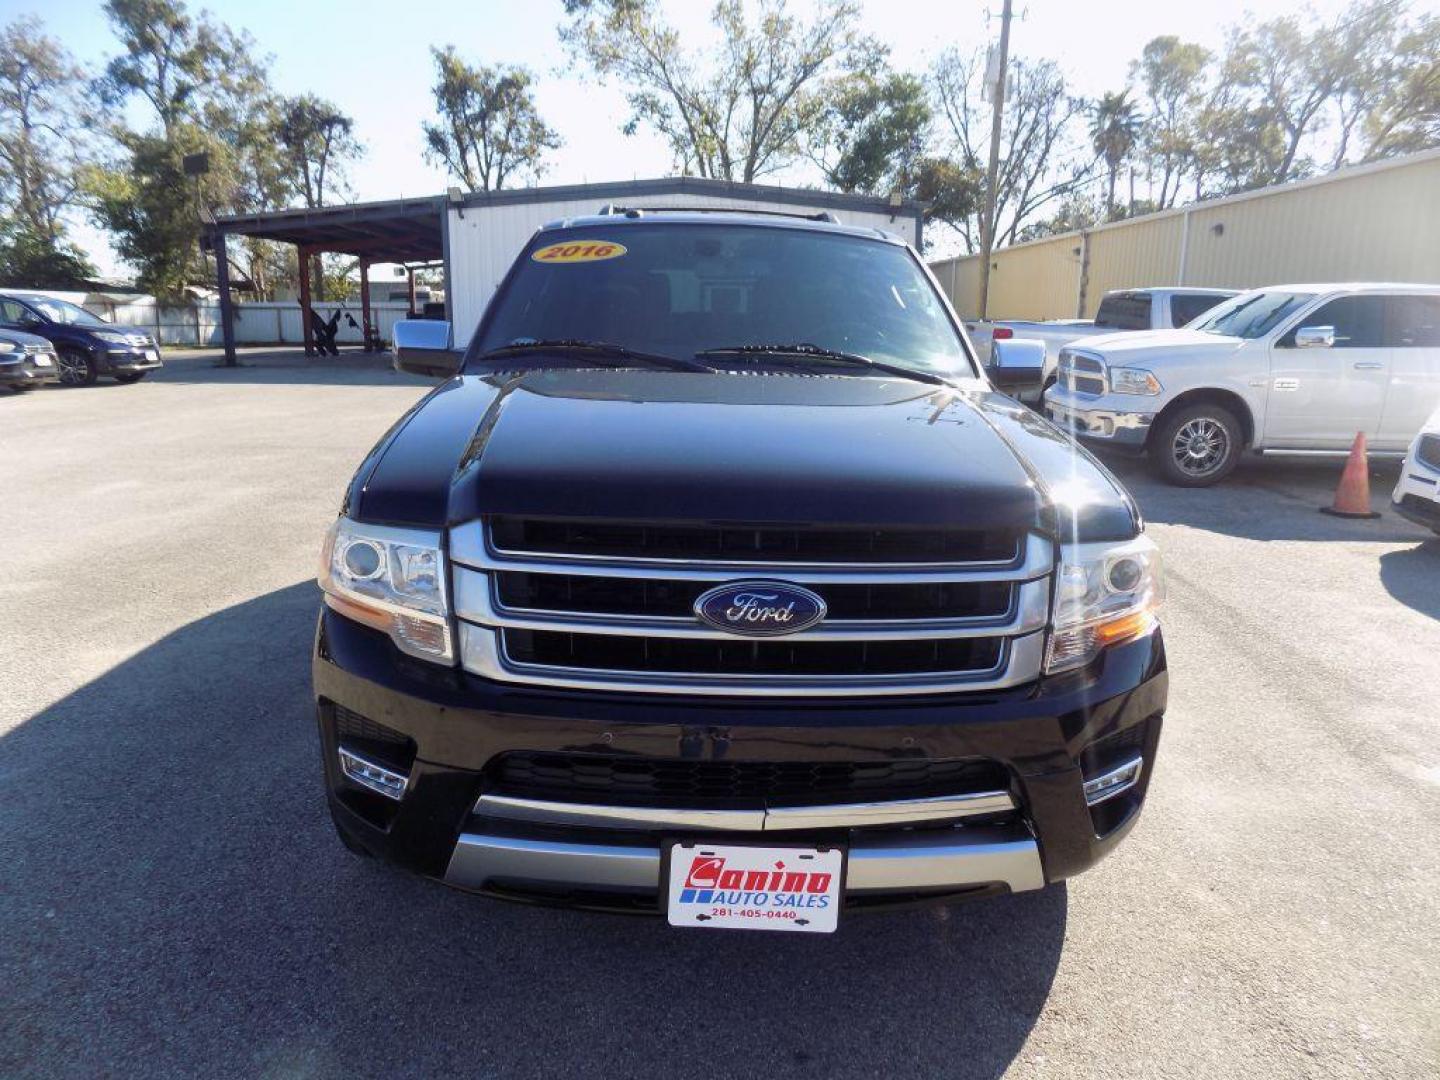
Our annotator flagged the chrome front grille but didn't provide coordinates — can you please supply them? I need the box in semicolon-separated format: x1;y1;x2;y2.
452;518;1052;696
1057;349;1106;396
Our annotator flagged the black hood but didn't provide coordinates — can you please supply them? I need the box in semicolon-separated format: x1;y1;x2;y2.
349;371;1138;542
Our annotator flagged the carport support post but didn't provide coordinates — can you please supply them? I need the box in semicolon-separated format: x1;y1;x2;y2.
298;244;315;356
406;268;416;317
359;260;372;352
215;228;237;367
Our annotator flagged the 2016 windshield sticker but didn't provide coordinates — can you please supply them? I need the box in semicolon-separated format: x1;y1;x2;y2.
531;241;627;264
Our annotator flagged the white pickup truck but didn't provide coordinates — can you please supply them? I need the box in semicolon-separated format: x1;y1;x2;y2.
1036;283;1440;486
970;286;1237;403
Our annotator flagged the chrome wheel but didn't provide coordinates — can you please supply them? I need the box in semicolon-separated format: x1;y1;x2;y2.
1171;417;1230;478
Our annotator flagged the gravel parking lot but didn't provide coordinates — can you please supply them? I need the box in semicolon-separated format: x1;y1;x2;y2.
3;349;1438;1080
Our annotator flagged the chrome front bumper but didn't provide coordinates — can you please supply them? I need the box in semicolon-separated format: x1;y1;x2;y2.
1045;399;1154;446
442;790;1047;897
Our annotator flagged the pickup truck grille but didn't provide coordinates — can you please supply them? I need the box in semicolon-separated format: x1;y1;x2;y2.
1057;349;1106;396
452;517;1051;696
488;750;1010;808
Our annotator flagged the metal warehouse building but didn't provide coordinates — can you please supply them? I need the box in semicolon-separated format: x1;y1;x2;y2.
209;178;923;365
929;148;1440;322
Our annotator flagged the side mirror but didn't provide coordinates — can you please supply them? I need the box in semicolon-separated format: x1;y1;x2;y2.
1294;325;1335;349
393;319;462;377
986;338;1048;393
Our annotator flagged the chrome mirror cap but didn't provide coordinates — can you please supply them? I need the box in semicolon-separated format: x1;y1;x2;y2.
989;338;1047;370
393;319;462;377
1294;325;1336;349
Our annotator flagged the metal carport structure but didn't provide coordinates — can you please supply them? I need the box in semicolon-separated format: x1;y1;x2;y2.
205;196;448;366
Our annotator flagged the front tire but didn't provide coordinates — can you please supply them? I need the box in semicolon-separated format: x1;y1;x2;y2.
1151;404;1243;487
113;371;149;384
57;349;97;387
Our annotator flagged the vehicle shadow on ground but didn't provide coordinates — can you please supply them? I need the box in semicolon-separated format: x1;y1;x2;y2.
1378;541;1440;622
1;583;1065;1080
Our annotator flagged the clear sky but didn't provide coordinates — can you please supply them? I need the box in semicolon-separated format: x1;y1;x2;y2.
2;0;1369;275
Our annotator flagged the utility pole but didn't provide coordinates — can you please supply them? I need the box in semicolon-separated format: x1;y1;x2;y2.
977;0;1013;321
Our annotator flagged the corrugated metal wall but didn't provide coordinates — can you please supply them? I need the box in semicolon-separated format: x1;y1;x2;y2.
96;301;413;347
448;195;921;347
929;149;1440;320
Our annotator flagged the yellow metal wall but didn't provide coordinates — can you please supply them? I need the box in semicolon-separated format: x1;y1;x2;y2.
985;235;1082;320
1081;215;1183;316
930;151;1440;320
1181;156;1440;288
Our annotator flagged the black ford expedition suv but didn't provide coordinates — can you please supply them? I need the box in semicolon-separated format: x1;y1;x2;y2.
314;209;1166;932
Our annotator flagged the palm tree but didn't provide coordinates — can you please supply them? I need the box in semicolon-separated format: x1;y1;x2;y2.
1090;91;1143;219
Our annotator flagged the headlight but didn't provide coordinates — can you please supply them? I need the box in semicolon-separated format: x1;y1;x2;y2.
0;341;14;353
318;518;453;664
1108;367;1162;395
94;331;130;345
1046;535;1163;673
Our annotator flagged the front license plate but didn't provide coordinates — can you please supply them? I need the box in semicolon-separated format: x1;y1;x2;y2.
33;354;52;367
666;841;844;933
144;349;158;362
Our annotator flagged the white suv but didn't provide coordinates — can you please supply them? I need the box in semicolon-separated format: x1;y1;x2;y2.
1041;284;1440;486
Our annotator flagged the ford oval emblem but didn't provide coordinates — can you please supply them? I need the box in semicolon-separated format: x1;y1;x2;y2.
693;581;827;637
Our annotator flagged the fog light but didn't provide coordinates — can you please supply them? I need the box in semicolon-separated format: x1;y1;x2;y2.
1083;755;1143;806
338;746;409;800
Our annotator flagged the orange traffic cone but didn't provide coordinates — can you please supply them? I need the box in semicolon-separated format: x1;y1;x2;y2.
1320;432;1381;519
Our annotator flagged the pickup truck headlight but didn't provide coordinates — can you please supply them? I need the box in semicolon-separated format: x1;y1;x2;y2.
1046;536;1162;673
0;341;14;353
1108;367;1162;395
94;331;131;345
318;518;454;664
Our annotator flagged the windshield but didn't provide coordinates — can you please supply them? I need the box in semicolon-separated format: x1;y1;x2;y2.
471;223;973;378
1191;290;1315;339
29;297;108;327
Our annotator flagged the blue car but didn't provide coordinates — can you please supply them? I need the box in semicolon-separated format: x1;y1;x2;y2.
0;327;60;391
0;293;163;386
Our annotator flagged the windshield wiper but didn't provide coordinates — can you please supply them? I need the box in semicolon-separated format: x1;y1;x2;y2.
478;338;716;374
694;343;952;387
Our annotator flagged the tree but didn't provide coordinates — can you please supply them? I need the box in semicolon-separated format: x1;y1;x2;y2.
90;0;277;295
813;67;930;195
1233;1;1398;184
561;0;872;183
97;0;267;140
421;48;559;191
276;94;361;208
0;217;96;287
1360;13;1440;161
0;18;96;246
1089;91;1142;218
932;48;1092;252
1132;36;1210;209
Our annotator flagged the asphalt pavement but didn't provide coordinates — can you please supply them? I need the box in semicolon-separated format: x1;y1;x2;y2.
2;350;1437;1079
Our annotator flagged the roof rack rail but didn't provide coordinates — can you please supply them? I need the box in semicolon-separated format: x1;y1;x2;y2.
595;204;842;225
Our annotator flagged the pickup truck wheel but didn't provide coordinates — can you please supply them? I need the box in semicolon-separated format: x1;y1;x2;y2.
1152;404;1242;486
57;349;97;387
